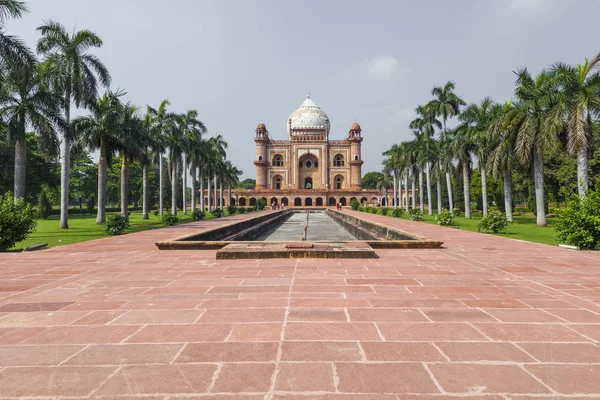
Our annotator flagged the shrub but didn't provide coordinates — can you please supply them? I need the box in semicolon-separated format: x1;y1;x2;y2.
380;207;389;216
488;205;498;213
37;188;52;220
554;188;600;250
436;210;455;226
478;211;508;234
212;208;224;218
409;208;424;221
358;206;365;212
161;212;179;226
246;207;254;213
153;210;160;216
350;199;360;210
192;210;205;221
0;192;37;251
227;204;237;215
256;199;266;211
86;196;95;216
103;214;130;235
238;207;246;214
391;208;403;218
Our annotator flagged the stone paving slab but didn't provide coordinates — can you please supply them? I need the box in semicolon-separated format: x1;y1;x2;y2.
0;209;599;399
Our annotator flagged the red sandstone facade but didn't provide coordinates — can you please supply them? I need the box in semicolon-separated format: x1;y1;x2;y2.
209;95;408;208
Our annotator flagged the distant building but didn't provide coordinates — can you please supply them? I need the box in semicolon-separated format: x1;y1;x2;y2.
208;94;409;208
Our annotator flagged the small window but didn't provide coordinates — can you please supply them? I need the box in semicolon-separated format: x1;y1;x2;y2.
336;177;342;189
305;161;312;169
299;161;303;168
272;155;283;167
354;155;358;161
276;178;281;190
334;155;344;167
258;155;263;161
314;161;318;168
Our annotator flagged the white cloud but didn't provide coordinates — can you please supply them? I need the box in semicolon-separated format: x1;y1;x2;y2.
392;107;415;122
344;55;408;80
367;55;399;78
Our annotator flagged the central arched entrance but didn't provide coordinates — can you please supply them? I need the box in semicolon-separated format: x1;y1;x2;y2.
294;197;302;206
304;177;313;189
316;197;323;206
305;198;313;206
328;197;336;206
281;197;288;207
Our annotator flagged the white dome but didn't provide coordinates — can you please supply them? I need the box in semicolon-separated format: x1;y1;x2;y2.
287;95;329;135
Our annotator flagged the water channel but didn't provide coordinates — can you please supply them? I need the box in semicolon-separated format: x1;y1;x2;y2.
255;211;358;241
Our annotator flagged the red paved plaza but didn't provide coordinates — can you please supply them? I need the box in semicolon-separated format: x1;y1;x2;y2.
0;210;599;399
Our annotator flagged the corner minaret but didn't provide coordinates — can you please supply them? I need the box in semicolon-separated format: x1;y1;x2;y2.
254;122;268;190
348;122;363;190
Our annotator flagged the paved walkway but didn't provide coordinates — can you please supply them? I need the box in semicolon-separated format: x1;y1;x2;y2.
0;209;599;399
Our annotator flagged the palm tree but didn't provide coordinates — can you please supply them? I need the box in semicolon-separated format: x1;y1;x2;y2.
459;97;501;216
188;137;211;212
547;54;600;197
73;91;123;223
428;81;467;213
117;103;141;218
138;112;159;219
147;100;173;215
449;125;473;218
382;144;403;208
0;64;64;200
209;134;228;209
410;104;441;215
412;131;436;214
510;68;557;227
488;100;517;222
0;0;35;72
221;161;242;208
177;110;206;215
37;21;111;228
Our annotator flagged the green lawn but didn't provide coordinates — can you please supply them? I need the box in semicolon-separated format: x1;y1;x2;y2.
12;210;216;251
371;209;559;246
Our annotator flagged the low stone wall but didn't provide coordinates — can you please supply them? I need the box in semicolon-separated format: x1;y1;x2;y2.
178;210;289;242
326;209;420;240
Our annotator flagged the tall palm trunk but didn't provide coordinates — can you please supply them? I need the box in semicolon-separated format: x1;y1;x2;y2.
404;173;409;212
182;153;187;215
437;162;442;215
96;148;107;224
190;163;196;212
159;155;164;215
426;162;432;215
219;180;224;209
59;89;71;229
445;171;453;213
396;172;401;209
207;171;211;212
142;160;149;219
120;154;129;218
13;138;26;200
171;161;177;215
463;163;471;219
228;185;232;209
503;170;513;222
411;169;416;209
213;174;218;209
200;167;204;211
577;147;588;198
392;174;398;208
418;167;424;213
533;145;546;227
481;165;489;217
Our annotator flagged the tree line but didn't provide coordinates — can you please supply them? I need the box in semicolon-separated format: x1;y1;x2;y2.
0;1;242;228
383;54;600;227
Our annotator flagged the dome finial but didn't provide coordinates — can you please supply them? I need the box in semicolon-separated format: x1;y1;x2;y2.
306;86;310;99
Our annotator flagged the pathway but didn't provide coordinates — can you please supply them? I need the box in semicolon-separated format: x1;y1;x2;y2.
0;209;598;399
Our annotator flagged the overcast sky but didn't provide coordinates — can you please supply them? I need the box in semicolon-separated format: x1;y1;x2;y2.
8;0;599;178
